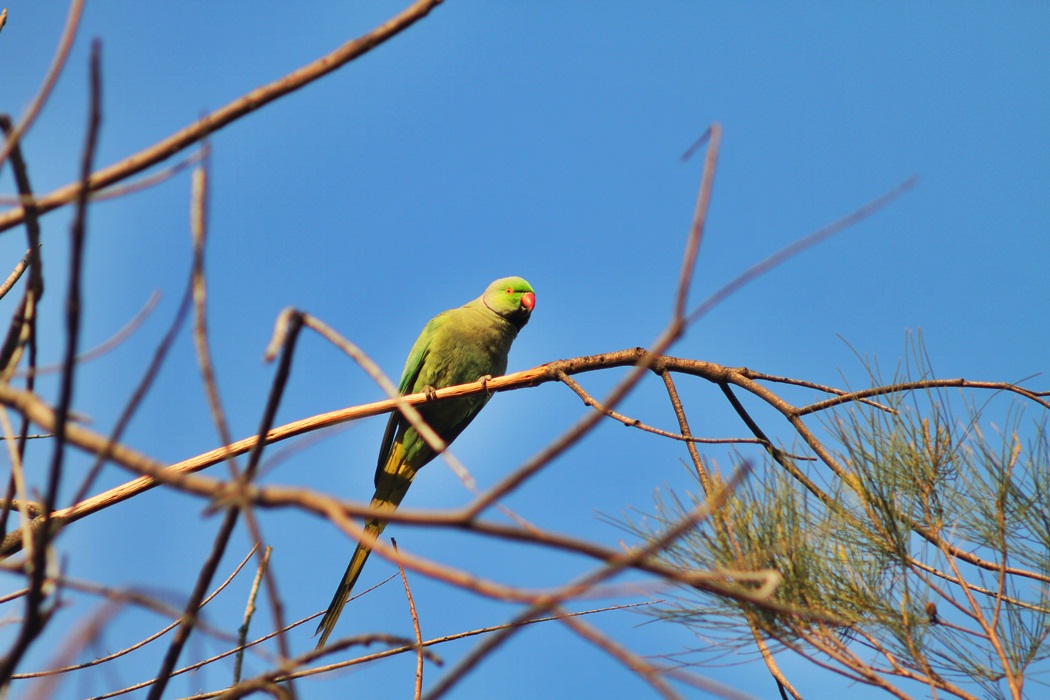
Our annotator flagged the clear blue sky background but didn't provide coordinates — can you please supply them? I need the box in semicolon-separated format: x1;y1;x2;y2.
1;3;1047;698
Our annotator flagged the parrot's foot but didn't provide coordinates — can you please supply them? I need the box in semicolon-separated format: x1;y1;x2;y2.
479;374;493;392
422;385;438;400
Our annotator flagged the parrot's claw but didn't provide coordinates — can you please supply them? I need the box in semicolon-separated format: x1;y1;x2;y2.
422;385;438;401
479;374;493;393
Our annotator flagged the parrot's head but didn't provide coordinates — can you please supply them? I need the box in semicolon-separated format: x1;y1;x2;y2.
483;276;535;330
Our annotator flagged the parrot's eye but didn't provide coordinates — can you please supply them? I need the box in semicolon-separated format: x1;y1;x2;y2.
505;287;513;294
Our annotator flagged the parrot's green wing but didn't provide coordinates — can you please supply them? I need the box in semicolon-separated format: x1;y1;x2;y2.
373;313;443;486
397;315;439;395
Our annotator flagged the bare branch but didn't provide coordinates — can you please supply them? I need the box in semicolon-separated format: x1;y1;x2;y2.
0;41;100;688
233;546;270;685
0;248;37;302
0;0;445;233
0;0;84;171
674;123;721;322
393;539;426;700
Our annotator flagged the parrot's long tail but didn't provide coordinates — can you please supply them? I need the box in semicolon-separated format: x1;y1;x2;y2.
314;517;385;649
315;450;417;649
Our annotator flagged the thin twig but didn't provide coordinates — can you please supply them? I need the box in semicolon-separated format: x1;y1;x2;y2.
190;163;235;476
12;545;260;679
674;123;721;321
47;35;100;522
0;247;38;302
233;546;270;685
684;176;918;327
68;286;191;508
659;369;712;493
145;506;242;696
557;369;774;451
749;627;801;700
393;539;426;700
17;291;160;378
797;377;1050;415
0;407;34;566
25;600;122;700
735;367;896;414
0;114;43;543
0;149;206;206
559;609;685;700
0;0;84;170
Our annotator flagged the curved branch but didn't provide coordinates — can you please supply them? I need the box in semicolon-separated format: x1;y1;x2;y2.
0;0;444;233
0;0;84;172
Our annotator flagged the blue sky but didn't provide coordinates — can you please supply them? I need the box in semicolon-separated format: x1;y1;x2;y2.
1;3;1048;698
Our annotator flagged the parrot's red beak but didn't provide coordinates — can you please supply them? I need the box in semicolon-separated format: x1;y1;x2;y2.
521;292;536;312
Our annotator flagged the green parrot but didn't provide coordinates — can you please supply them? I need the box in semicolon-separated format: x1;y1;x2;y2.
315;276;536;648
